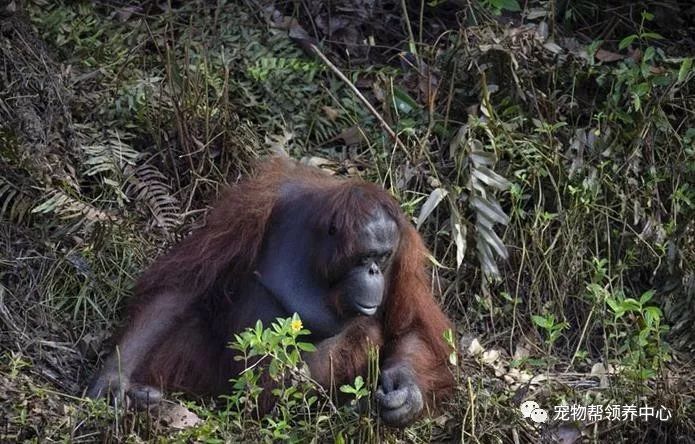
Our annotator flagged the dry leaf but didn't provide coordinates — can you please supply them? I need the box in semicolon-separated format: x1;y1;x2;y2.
468;338;484;356
322;106;339;122
513;344;530;360
481;349;501;365
159;403;201;430
416;188;448;230
543;42;563;54
595;49;624;63
334;126;365;146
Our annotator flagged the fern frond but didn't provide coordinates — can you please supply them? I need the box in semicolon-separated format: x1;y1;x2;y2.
81;131;139;178
32;189;115;230
0;178;34;224
125;164;182;230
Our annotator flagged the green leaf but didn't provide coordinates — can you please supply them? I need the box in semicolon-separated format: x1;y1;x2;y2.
392;87;418;115
644;306;662;328
605;297;621;313
297;342;317;352
339;384;356;395
586;283;606;298
639;290;655;305
532;315;552;330
268;359;280;378
641;32;663;40
619;35;637;50
639;368;655;380
622;298;641;312
632;82;650;96
678;58;692;83
632;93;641;111
496;0;521;11
643;46;655;62
444;328;458;366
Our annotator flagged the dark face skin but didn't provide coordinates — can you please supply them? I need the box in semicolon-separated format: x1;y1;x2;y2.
333;209;399;316
254;188;399;337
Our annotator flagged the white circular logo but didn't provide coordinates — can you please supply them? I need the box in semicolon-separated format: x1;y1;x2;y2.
530;408;548;423
520;400;539;418
520;400;548;423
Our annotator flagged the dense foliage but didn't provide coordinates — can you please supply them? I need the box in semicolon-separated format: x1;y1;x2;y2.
1;0;693;442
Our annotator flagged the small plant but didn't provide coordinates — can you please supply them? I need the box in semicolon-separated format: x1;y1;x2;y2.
617;11;663;51
3;352;32;379
531;313;569;352
226;314;318;427
604;289;671;380
340;375;369;402
598;22;692;123
220;314;379;442
584;257;672;381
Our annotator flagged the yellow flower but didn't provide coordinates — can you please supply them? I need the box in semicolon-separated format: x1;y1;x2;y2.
291;319;303;333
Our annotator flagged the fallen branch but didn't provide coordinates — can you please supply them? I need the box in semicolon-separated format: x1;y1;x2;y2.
307;43;408;154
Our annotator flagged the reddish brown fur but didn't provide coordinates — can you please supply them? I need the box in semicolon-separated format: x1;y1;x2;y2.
117;156;454;416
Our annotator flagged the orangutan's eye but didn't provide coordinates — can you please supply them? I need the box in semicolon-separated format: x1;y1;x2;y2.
378;252;391;266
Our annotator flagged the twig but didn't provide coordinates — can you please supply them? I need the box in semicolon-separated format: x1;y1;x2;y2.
254;2;410;156
308;43;409;155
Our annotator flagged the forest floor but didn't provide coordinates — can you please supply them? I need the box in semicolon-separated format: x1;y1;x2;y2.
1;0;695;442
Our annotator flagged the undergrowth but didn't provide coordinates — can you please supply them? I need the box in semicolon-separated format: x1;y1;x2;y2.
1;0;694;442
